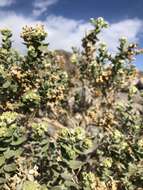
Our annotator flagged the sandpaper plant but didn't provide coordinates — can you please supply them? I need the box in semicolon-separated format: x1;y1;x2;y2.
0;25;68;116
0;18;143;190
69;18;142;129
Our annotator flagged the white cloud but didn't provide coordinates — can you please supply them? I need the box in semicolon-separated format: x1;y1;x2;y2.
0;11;40;53
0;0;14;7
100;18;143;51
0;11;142;53
0;12;91;52
44;15;91;50
33;0;59;17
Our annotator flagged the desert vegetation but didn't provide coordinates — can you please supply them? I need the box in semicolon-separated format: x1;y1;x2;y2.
0;17;143;190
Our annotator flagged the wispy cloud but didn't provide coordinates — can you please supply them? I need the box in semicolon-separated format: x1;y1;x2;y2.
0;0;15;7
32;0;59;17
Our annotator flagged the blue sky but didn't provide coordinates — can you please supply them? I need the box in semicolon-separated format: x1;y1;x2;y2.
0;0;143;70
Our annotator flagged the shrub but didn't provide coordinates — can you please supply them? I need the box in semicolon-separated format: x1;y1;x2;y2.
0;17;143;189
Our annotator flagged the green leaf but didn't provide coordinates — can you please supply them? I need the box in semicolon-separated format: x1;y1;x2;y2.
3;137;12;143
0;156;5;167
64;180;79;188
4;163;17;172
15;148;23;157
11;136;26;146
38;45;48;53
41;144;48;153
40;185;48;190
23;181;39;190
68;160;84;170
2;81;11;88
4;149;15;159
61;171;73;180
0;177;6;184
0;147;7;152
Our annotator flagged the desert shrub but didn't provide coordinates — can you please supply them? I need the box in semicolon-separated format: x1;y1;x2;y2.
0;25;68;115
0;17;143;190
